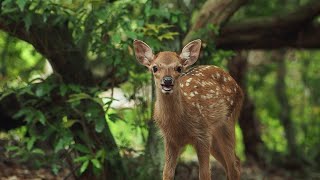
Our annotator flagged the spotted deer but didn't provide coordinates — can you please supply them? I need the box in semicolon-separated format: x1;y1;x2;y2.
133;39;243;180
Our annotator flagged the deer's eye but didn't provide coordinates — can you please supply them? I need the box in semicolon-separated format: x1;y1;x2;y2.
152;66;158;73
176;66;182;73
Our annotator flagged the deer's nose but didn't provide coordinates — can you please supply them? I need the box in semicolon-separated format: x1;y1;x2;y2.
163;76;173;85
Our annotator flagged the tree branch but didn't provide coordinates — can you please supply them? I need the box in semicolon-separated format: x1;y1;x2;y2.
0;13;95;85
183;0;248;44
216;23;320;50
215;0;320;49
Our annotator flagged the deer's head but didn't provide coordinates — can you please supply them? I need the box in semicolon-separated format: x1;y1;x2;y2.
133;39;201;94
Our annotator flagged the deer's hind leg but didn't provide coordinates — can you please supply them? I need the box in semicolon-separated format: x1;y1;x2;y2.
195;139;211;180
212;121;240;180
210;136;227;172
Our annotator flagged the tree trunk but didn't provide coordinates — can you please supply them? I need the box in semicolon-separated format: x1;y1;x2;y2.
143;75;164;179
227;51;265;164
273;50;298;158
144;121;164;179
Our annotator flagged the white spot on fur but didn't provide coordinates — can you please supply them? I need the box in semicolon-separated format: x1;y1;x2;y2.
186;82;190;86
228;77;232;81
234;88;237;92
209;104;214;108
209;90;215;93
216;73;220;78
227;88;231;93
223;77;227;82
186;78;192;82
194;91;198;95
230;100;234;105
201;95;206;99
180;83;184;87
190;92;195;97
206;94;213;99
184;92;187;96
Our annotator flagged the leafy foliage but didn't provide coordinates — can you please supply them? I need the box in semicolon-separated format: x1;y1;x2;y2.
4;76;114;175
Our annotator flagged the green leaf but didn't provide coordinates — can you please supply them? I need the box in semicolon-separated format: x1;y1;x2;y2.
36;111;46;125
63;119;77;128
23;13;32;32
54;136;72;153
112;33;121;44
95;117;105;133
95;149;106;159
27;137;36;151
80;160;89;174
31;148;45;155
59;85;68;96
108;113;122;123
91;159;101;169
35;83;53;97
124;31;137;39
62;116;77;128
74;155;90;163
92;97;104;107
68;85;81;93
54;139;64;153
6;146;19;151
158;32;179;41
68;93;92;103
51;164;60;175
13;108;30;119
16;0;27;11
0;91;13;101
74;144;90;154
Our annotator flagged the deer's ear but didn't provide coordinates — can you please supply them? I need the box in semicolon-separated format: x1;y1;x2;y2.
133;40;154;67
180;39;201;67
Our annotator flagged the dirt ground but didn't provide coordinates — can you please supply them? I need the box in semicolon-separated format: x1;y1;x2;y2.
0;159;317;180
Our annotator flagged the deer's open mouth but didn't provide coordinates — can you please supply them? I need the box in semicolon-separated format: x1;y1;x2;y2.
161;84;174;93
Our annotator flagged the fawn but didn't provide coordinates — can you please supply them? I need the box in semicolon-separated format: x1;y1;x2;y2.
133;39;243;180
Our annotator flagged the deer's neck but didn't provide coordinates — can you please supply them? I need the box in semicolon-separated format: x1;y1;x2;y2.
154;87;184;122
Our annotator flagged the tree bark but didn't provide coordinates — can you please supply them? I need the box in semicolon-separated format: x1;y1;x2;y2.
215;0;320;50
182;0;320;49
228;52;265;163
273;50;298;158
183;0;248;44
143;56;163;180
0;14;95;86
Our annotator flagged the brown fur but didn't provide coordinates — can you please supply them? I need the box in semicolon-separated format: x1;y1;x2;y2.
133;40;243;180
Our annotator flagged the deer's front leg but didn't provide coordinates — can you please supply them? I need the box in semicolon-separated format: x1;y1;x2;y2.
195;143;211;180
163;140;181;180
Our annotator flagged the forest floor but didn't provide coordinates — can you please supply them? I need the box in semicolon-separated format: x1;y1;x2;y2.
1;158;318;180
0;139;319;180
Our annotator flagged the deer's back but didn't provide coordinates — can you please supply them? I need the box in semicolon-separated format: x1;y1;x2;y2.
179;65;243;127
